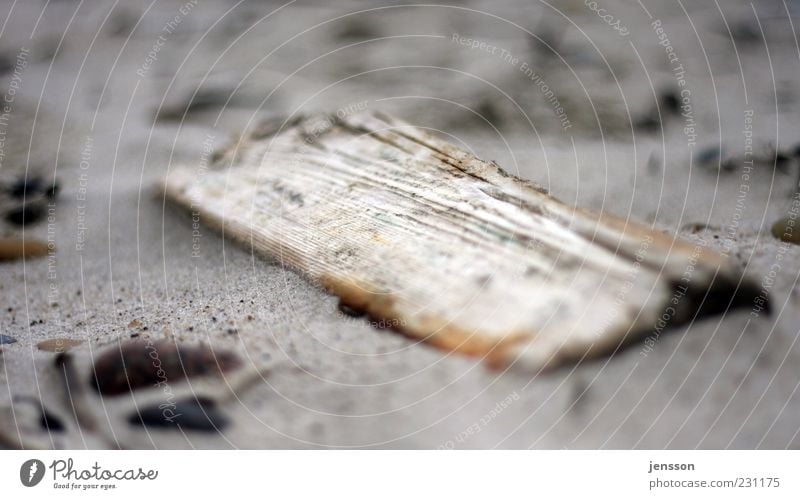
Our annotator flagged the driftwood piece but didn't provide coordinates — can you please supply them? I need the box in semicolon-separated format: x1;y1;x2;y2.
162;112;758;371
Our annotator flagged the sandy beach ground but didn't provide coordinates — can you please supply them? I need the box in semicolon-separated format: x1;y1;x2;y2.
1;0;800;448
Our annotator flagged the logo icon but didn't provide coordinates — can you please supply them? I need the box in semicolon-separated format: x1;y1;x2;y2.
20;459;45;487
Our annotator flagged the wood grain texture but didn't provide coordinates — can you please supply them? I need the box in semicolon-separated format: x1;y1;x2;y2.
162;112;758;371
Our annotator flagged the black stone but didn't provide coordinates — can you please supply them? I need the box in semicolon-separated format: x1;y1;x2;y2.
335;19;379;41
5;202;45;225
9;176;44;198
775;151;791;173
128;397;229;432
45;181;60;199
0;334;17;344
659;90;681;115
40;407;65;432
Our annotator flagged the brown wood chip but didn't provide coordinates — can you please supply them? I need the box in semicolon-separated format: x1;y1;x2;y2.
162;112;759;371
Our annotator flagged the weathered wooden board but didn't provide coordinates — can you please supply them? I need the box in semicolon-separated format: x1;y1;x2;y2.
162;112;757;371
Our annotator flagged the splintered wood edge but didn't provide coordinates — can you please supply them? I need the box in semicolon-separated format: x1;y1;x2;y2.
161;111;759;371
320;273;531;359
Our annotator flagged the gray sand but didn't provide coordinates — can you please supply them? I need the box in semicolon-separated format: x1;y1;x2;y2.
1;0;799;448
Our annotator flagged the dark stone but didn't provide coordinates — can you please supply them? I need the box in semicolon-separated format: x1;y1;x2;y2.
45;181;60;198
772;217;800;244
9;176;43;197
127;397;229;432
10;396;66;433
0;54;14;74
659;89;680;115
335;19;379;41
0;334;16;344
476;99;503;127
775;151;791;173
40;407;65;432
90;340;241;396
5;176;58;200
5;201;45;225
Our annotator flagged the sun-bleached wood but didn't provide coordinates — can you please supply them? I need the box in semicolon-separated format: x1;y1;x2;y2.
162;112;755;371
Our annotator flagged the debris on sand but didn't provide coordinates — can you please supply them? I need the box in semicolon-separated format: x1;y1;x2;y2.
0;334;17;344
128;396;229;432
90;340;241;396
37;338;84;353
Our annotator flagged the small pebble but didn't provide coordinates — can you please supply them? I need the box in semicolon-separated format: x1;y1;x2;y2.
0;334;17;344
36;338;83;352
90;340;241;396
6;176;58;199
5;201;45;226
128;397;229;432
476;99;504;127
8;176;43;198
45;181;60;199
0;238;49;260
771;217;800;244
659;89;680;115
774;151;791;173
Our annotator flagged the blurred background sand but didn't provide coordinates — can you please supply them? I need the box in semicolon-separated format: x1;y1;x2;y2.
1;0;800;448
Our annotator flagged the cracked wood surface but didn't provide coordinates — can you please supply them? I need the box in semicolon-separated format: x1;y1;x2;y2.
163;111;755;371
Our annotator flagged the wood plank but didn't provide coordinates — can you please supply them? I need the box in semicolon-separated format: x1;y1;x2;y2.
162;112;759;371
